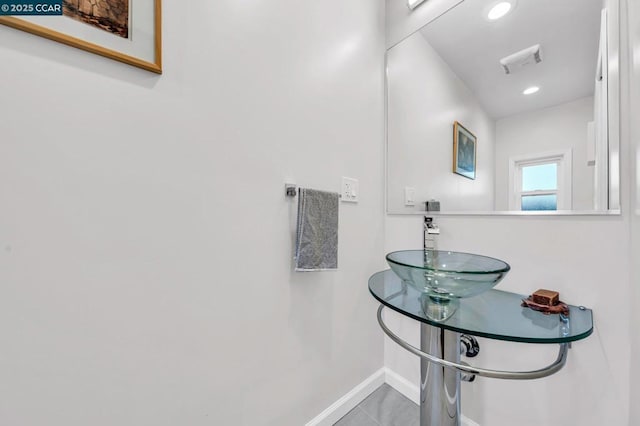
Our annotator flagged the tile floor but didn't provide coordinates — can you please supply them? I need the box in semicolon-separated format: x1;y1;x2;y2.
333;384;419;426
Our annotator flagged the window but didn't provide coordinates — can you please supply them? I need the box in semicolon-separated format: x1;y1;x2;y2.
520;162;558;210
509;150;572;211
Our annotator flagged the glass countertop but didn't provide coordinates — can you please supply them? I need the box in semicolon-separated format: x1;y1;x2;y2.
369;270;593;344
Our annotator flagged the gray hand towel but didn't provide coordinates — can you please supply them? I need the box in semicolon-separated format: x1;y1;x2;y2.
295;188;339;271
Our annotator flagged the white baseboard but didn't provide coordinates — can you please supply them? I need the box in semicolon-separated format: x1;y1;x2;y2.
305;367;479;426
462;415;480;426
305;368;386;426
462;415;481;426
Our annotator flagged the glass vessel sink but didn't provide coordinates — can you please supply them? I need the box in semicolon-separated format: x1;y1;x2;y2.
386;249;510;305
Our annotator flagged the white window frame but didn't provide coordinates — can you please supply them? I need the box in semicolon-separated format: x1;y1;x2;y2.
508;150;572;211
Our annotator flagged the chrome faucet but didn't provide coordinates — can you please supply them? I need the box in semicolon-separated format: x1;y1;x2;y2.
424;217;440;250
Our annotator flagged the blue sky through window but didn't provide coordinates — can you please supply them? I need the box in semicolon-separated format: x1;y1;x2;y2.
522;163;557;191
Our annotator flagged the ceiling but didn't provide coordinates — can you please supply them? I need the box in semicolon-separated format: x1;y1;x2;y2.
417;0;604;119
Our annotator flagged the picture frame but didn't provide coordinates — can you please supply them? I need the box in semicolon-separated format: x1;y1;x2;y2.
0;0;161;73
453;121;477;180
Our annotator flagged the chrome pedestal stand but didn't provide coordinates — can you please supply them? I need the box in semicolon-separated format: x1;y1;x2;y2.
420;324;461;426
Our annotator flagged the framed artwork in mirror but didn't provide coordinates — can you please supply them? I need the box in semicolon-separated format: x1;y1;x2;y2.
0;0;161;73
453;121;476;180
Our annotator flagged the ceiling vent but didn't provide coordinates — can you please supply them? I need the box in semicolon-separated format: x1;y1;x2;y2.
500;44;542;74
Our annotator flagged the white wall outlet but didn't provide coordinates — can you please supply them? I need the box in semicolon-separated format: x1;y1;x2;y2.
405;187;416;206
341;177;359;203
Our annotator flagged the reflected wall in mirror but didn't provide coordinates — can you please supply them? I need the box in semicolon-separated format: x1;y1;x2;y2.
386;0;620;214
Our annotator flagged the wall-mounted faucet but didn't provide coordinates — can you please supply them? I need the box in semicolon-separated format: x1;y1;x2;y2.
424;216;440;250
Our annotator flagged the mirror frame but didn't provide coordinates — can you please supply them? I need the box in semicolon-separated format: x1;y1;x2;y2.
384;0;621;216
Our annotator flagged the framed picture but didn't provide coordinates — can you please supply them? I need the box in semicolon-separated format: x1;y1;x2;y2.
0;0;161;73
453;121;477;180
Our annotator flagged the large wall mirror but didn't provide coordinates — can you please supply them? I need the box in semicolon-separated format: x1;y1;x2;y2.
386;0;620;215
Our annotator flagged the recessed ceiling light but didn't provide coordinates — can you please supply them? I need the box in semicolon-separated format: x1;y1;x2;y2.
487;2;513;20
523;86;540;95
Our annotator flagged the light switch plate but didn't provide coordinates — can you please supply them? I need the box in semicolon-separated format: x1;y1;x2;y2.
405;187;416;206
341;177;359;203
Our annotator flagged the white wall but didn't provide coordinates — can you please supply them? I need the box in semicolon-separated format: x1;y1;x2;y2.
0;1;386;425
494;97;596;211
387;31;495;213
